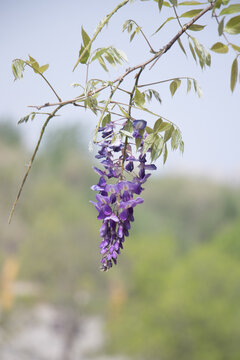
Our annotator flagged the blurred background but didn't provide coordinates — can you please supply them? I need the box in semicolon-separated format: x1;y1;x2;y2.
1;0;240;359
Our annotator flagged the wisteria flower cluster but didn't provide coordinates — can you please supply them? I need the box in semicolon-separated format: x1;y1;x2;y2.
91;119;157;271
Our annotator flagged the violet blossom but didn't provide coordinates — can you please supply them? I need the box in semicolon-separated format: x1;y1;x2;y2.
91;118;157;271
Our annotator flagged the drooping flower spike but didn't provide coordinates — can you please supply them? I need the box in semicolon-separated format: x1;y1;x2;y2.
91;118;157;271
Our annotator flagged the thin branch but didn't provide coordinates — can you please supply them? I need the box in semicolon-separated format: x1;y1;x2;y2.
127;19;157;53
120;67;144;179
73;0;130;71
149;2;215;69
93;80;123;143
137;76;195;88
212;10;239;56
23;62;62;102
8;105;63;224
29;2;215;112
73;102;125;118
172;4;191;38
118;87;132;95
9;1;215;223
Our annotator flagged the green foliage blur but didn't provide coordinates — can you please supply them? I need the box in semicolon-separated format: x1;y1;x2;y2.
1;120;240;359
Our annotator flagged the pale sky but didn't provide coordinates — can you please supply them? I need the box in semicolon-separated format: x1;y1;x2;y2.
1;0;240;183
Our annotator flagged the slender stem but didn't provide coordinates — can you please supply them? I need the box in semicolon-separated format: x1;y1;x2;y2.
93;80;123;143
127;19;157;53
30;2;215;112
73;0;130;71
23;61;62;102
85;61;90;87
137;76;195;88
149;2;214;69
118;87;132;95
73;102;124;117
212;10;239;56
8;105;63;224
172;5;190;38
120;67;144;179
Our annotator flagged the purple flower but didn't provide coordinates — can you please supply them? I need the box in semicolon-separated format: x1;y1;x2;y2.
125;161;134;172
91;117;158;271
133;119;147;130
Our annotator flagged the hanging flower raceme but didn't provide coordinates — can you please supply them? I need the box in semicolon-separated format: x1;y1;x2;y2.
91;118;157;271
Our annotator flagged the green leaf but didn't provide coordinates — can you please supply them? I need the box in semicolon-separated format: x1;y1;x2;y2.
105;53;116;66
164;125;174;142
135;26;141;34
211;42;229;54
85;96;98;114
179;140;185;154
111;133;117;145
225;16;240;34
153;118;163;132
118;105;130;118
146;126;154;134
179;1;203;4
230;57;238;92
122;20;131;32
130;30;136;42
188;40;197;62
169;0;178;6
177;38;187;56
134;88;145;106
28;55;40;73
187;78;191;93
79;44;90;64
158;0;164;11
154;17;175;34
123;120;133;133
171;129;182;150
31;113;36;121
170;81;178;96
175;79;181;87
102;114;111;127
150;135;160;161
180;9;203;17
231;44;240;52
152;89;162;103
206;52;211;66
12;59;25;80
135;136;142;150
142;133;156;156
91;47;109;61
220;4;240;15
218;17;225;36
213;0;222;9
158;122;172;132
81;26;91;47
120;130;134;138
193;79;202;97
38;64;49;74
163;143;168;164
163;1;171;7
151;136;164;162
18;114;31;124
188;24;206;31
98;56;108;71
144;89;162;104
192;37;211;68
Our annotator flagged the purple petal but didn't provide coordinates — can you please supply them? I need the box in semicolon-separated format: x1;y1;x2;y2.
105;213;119;222
119;209;128;221
133;119;147;130
103;204;112;216
144;164;157;170
93;166;105;176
